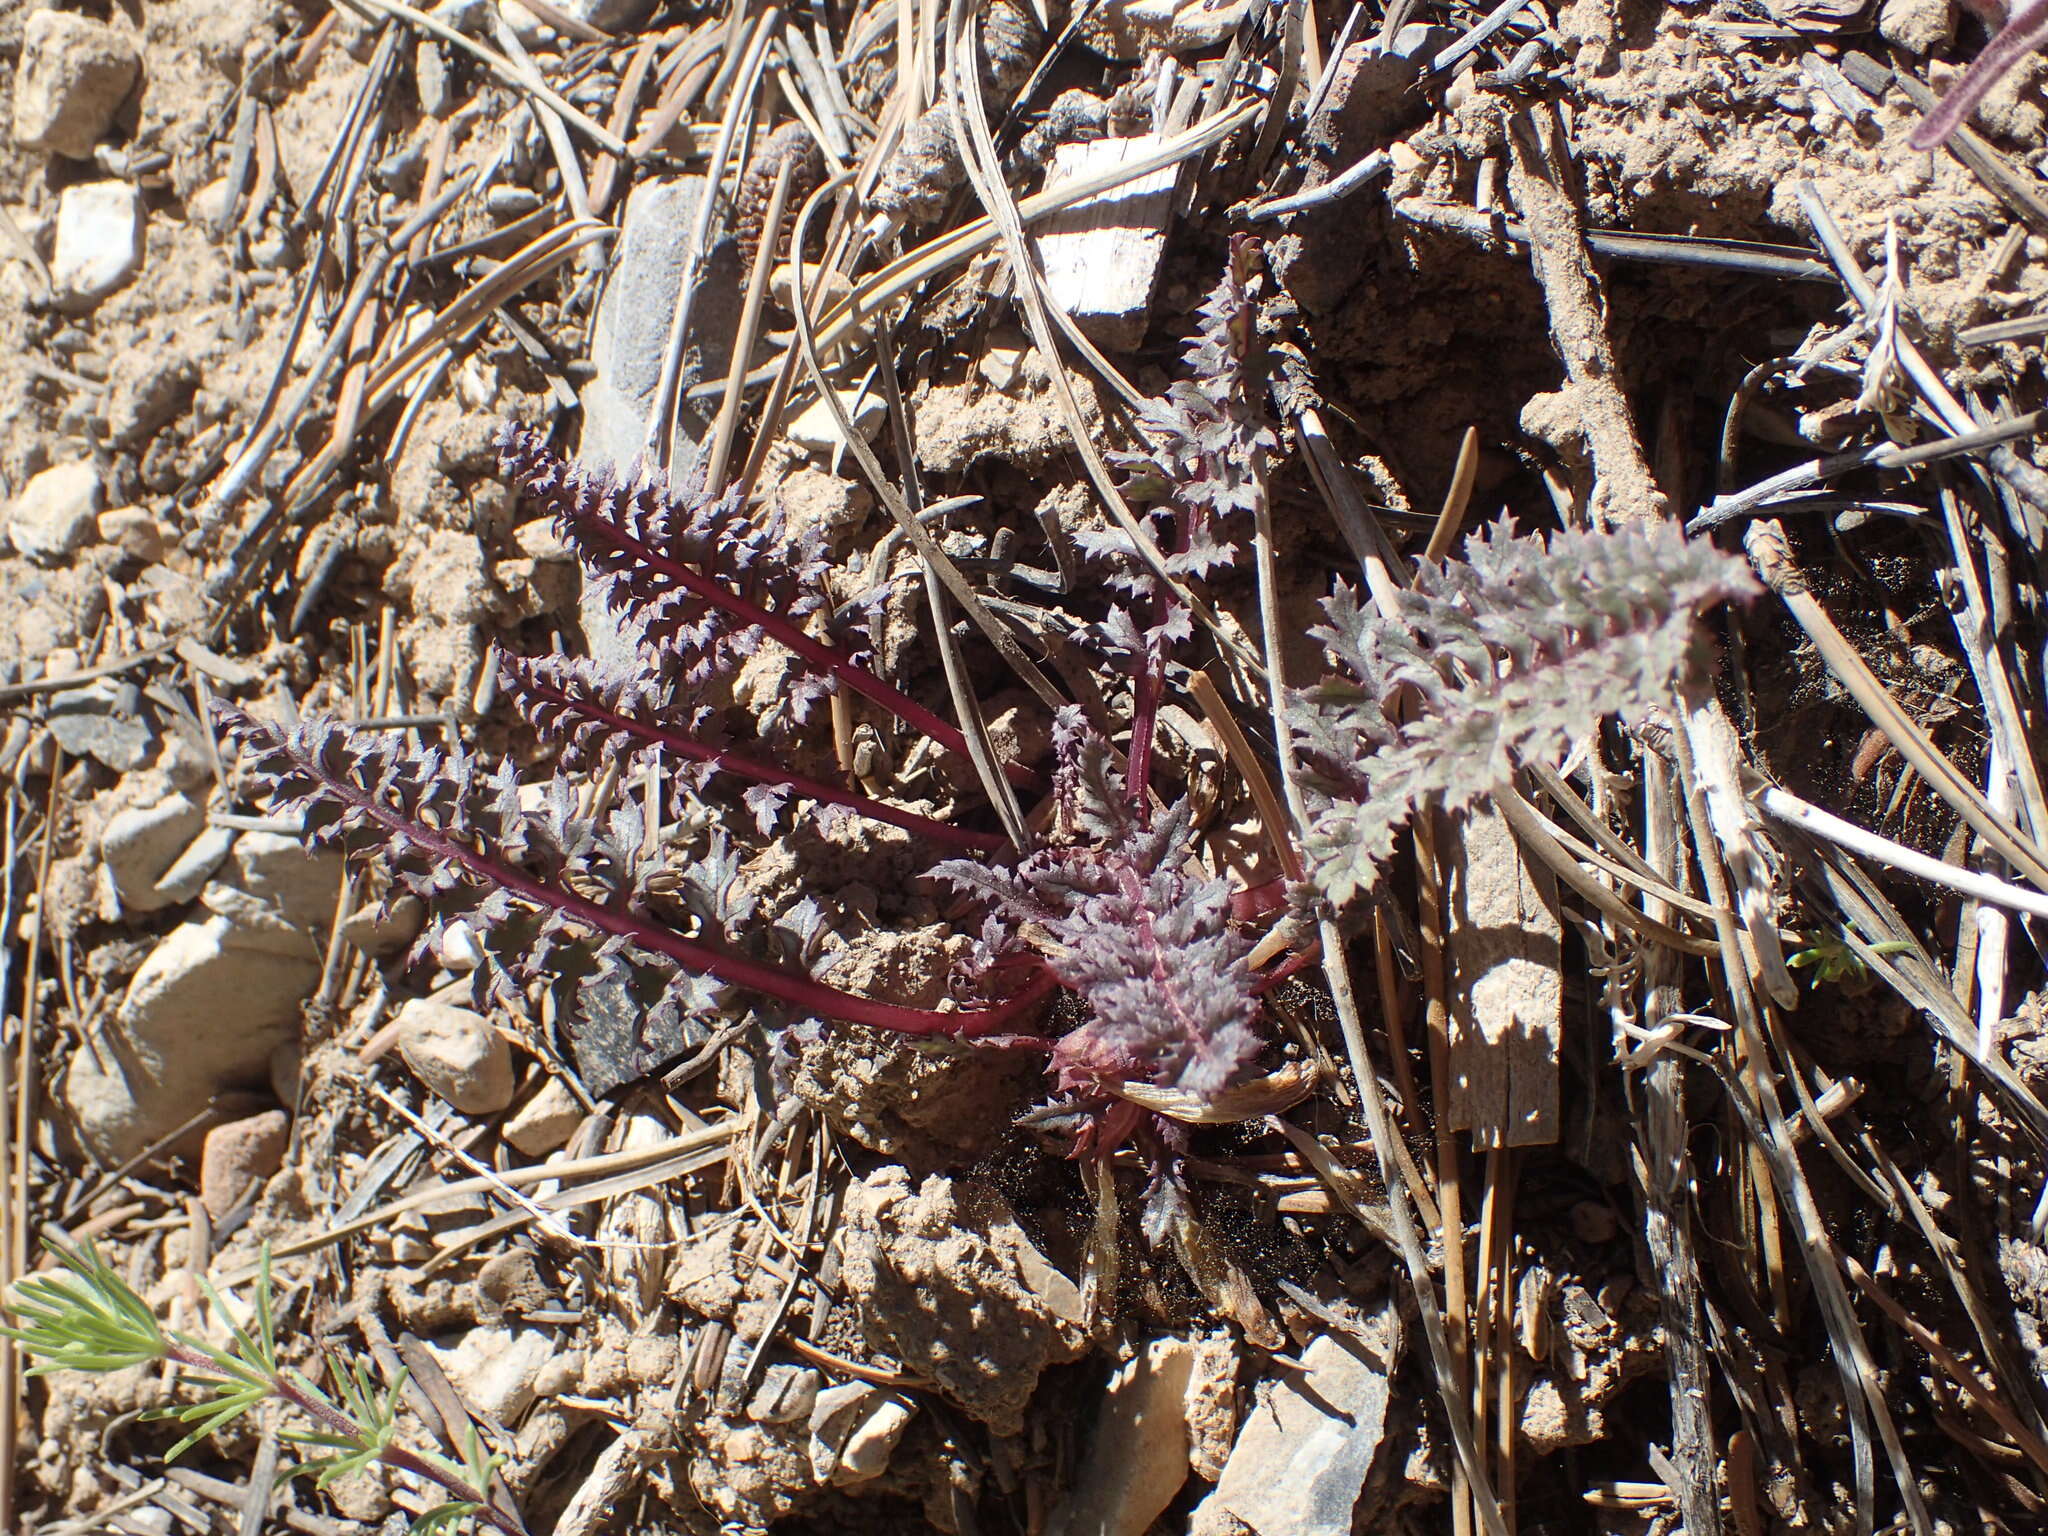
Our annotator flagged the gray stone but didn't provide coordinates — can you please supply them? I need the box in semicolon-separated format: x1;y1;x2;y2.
51;181;144;307
100;793;207;913
67;916;322;1161
46;681;152;771
1191;1300;1405;1536
103;349;198;446
12;10;140;160
577;176;741;670
150;825;237;907
6;461;100;562
580;177;738;478
220;830;346;935
395;998;515;1114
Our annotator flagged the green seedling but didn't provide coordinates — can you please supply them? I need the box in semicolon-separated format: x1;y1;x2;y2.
1;1241;524;1535
1787;932;1914;990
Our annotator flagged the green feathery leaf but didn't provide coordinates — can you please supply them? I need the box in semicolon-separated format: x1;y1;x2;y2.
0;1240;167;1374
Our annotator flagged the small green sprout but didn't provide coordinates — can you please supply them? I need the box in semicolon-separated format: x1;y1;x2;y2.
1787;931;1913;990
1;1241;523;1536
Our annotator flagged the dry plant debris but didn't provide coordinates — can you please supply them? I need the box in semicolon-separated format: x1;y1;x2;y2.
9;0;2048;1534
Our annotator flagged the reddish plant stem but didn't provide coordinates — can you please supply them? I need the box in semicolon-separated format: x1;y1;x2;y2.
578;521;1039;788
1126;602;1165;826
163;1341;527;1536
1910;0;2048;149
286;733;1052;1036
509;667;1007;852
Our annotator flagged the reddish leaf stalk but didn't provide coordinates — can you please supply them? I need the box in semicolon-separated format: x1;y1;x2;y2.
1910;1;2048;149
570;504;1037;788
161;1341;528;1536
510;664;1007;853
267;725;1050;1037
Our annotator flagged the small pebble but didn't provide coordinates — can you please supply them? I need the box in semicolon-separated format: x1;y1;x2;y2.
503;1074;584;1155
6;461;101;562
395;998;515;1114
199;1109;290;1222
97;505;166;563
51;181;144;307
486;185;543;218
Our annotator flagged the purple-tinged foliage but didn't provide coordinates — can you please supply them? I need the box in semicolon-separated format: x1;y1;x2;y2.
1291;517;1758;907
495;423;838;718
935;709;1264;1138
1910;0;2048;151
214;706;1047;1044
496;651;1006;853
495;427;1023;785
1091;235;1278;592
1088;237;1279;810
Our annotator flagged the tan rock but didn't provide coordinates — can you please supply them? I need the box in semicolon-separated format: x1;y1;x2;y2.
97;506;166;563
200;1110;290;1221
503;1075;584;1155
12;11;139;160
395;999;515;1115
6;462;101;562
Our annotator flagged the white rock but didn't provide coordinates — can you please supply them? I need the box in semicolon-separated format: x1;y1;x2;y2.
67;915;322;1161
808;1383;915;1486
51;181;144;307
12;11;140;160
100;793;207;913
503;1074;584;1155
395;999;515;1114
425;1324;557;1422
788;389;886;456
497;0;656;40
5;461;101;562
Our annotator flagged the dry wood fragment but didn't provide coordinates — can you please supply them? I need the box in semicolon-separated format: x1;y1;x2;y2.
1501;105;1667;528
1443;803;1560;1148
1033;134;1181;350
